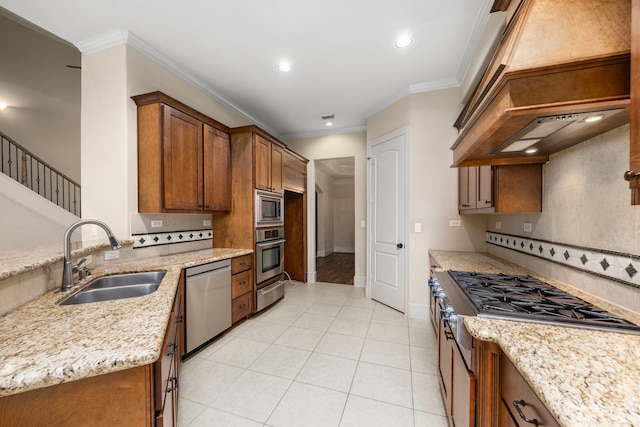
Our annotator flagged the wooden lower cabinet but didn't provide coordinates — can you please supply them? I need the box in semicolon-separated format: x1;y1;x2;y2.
231;254;254;323
437;307;474;427
0;279;185;427
474;340;559;427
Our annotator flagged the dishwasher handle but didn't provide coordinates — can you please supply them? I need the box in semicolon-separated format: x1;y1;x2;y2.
186;259;231;279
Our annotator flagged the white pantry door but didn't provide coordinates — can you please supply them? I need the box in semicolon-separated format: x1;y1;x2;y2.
368;129;406;312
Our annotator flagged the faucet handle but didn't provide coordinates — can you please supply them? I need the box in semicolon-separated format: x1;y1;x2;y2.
72;257;87;273
78;266;92;280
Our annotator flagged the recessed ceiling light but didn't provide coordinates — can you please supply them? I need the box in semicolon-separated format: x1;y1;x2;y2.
278;63;292;72
0;102;7;110
584;114;604;123
525;148;539;154
325;122;334;127
395;35;413;48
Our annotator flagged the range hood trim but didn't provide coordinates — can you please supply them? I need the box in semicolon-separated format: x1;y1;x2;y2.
452;0;631;168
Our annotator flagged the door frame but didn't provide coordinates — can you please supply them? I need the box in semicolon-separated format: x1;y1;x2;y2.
366;127;409;310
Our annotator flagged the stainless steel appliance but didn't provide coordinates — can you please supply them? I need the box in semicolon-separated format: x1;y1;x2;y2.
255;189;284;227
255;227;285;284
185;259;231;354
256;279;285;312
255;227;285;312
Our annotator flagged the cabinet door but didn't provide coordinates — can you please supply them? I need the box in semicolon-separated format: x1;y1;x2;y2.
270;144;284;193
437;317;453;415
203;124;231;211
254;135;272;191
162;106;203;210
451;343;475;427
476;165;493;208
458;167;477;211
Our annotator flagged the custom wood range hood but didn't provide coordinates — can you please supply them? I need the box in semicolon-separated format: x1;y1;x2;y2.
452;0;631;167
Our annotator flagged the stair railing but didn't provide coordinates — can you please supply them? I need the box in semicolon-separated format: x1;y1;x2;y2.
1;131;81;216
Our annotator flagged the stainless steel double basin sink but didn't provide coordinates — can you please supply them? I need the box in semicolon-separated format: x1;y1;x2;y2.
59;271;166;305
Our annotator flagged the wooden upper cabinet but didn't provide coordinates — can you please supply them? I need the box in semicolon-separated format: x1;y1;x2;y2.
459;164;540;214
133;91;232;213
283;149;308;193
203;124;231;211
163;106;203;211
254;134;284;193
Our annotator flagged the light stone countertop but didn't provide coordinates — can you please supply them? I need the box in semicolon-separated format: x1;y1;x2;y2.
430;250;640;427
0;247;252;398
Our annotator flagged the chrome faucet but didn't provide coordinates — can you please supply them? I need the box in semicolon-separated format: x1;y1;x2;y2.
60;219;122;292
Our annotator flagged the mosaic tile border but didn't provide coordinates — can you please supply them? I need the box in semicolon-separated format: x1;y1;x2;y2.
486;232;640;289
132;229;212;249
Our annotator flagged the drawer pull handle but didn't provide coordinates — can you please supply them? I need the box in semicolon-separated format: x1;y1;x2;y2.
166;342;177;356
167;377;179;392
239;303;247;309
513;400;539;426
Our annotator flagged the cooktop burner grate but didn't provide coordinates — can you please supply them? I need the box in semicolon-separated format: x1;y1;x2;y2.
448;270;640;332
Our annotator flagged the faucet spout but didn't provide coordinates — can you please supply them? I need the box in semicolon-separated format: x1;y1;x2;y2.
60;219;122;292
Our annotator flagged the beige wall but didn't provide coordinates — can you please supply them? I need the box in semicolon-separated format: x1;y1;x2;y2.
367;88;486;318
315;169;335;257
285;132;367;285
333;178;356;253
80;44;251;240
487;124;640;313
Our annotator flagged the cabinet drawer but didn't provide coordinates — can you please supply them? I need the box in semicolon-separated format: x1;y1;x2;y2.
232;292;252;324
232;269;252;299
232;254;253;274
500;357;559;427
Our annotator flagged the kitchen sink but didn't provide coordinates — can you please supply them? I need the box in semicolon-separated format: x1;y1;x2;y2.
59;271;165;305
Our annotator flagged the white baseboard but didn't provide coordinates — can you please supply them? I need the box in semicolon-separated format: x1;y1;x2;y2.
353;275;366;288
408;303;429;321
316;250;326;257
307;271;317;282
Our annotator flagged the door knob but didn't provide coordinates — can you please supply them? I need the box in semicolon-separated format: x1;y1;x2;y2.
397;243;403;249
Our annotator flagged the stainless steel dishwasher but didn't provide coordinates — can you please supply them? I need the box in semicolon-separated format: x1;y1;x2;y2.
185;259;231;353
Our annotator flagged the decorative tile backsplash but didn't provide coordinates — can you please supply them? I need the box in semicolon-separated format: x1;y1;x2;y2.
486;232;640;289
133;229;212;249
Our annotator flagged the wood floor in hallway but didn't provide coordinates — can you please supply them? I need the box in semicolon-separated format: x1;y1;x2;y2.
316;253;354;285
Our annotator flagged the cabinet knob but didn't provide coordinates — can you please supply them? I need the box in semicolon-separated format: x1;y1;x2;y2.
485;200;491;205
205;205;211;209
240;303;247;309
197;204;203;208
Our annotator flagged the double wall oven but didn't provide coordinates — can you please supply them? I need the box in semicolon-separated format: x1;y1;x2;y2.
255;227;285;311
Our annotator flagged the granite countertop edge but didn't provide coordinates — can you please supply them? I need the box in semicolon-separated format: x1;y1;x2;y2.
0;247;253;398
429;250;640;427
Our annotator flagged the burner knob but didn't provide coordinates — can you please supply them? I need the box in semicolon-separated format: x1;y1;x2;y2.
449;313;458;326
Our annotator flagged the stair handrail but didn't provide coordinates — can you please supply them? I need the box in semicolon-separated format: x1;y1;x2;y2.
1;130;81;216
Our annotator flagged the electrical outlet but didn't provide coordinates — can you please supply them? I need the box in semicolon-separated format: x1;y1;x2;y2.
361;220;366;228
203;219;212;226
414;223;422;233
151;220;163;228
495;221;501;230
104;250;120;260
450;220;461;227
524;222;532;232
91;224;98;236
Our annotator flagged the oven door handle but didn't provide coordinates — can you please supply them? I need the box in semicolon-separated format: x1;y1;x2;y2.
256;239;286;248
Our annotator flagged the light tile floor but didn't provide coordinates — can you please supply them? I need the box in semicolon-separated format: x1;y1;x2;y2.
178;281;447;427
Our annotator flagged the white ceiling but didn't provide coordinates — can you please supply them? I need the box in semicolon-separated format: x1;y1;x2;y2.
0;0;492;140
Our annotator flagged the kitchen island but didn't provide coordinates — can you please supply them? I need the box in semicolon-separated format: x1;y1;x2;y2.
430;250;640;427
0;247;252;398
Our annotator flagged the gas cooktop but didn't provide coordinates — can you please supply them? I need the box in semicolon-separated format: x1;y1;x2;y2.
447;270;640;334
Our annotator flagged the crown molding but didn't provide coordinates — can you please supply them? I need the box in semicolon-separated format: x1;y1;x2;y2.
409;78;459;94
75;30;280;139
